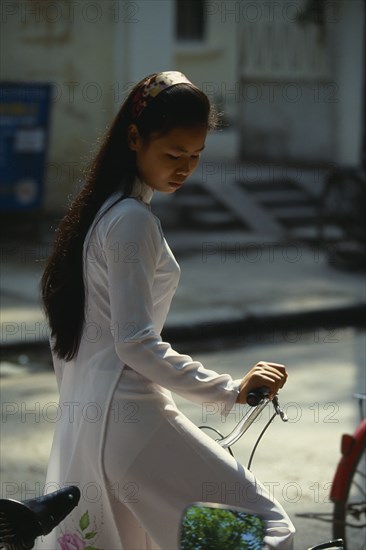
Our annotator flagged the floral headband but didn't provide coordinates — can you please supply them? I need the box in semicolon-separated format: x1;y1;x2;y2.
131;71;193;119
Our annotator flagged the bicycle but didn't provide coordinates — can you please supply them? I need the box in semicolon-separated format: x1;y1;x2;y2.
185;386;346;550
330;392;366;549
237;390;366;549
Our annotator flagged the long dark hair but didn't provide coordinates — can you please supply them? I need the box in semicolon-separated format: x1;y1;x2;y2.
41;73;218;361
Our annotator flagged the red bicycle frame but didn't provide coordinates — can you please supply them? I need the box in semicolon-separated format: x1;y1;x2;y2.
330;418;366;502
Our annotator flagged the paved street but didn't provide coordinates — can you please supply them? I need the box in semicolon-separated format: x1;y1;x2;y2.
1;328;365;548
1;238;365;346
1;227;365;548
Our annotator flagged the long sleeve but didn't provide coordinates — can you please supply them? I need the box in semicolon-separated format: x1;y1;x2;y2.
100;201;241;416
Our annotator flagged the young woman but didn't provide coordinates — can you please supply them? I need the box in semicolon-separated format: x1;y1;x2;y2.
38;71;295;549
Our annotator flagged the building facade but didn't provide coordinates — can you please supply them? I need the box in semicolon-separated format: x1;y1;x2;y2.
1;0;364;211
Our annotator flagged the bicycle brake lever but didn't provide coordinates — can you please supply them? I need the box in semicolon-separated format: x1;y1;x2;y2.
272;396;288;422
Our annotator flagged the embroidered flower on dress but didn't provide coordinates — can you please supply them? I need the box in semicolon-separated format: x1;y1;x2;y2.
57;510;100;550
58;532;85;550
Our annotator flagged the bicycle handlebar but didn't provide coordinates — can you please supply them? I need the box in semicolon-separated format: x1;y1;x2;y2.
217;387;288;449
247;386;270;406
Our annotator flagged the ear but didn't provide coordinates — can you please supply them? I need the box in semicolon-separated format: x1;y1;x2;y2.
127;124;142;151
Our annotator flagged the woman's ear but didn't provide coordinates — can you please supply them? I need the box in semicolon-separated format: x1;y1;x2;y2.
127;124;142;151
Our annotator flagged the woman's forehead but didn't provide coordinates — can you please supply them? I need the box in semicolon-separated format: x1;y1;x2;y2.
156;126;207;150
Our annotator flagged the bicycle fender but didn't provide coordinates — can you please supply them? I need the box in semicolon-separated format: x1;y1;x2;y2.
330;418;366;502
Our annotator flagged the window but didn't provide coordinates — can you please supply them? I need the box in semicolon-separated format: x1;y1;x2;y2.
176;0;206;41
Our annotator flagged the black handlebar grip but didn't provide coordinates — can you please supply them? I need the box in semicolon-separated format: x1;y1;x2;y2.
247;386;270;407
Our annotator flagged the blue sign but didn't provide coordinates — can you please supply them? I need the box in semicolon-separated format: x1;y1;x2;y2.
0;82;52;210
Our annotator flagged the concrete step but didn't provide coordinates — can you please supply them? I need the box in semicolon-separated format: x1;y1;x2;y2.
155;183;246;231
239;179;298;192
290;225;344;241
173;195;218;209
272;206;318;227
249;189;317;206
188;210;240;225
159;175;320;237
236;177;322;234
272;205;317;218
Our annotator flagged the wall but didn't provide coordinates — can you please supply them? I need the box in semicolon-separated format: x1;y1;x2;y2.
2;0;364;213
332;0;365;167
173;0;239;123
1;0;117;211
173;0;365;168
237;0;337;165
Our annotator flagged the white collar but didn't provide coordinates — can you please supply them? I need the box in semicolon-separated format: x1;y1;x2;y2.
130;177;154;205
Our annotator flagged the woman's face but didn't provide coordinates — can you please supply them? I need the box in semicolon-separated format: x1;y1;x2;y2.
128;125;207;193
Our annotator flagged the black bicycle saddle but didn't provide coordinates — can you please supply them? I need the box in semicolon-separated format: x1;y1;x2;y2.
0;485;80;550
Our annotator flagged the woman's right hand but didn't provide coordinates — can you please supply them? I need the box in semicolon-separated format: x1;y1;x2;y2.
236;361;288;405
